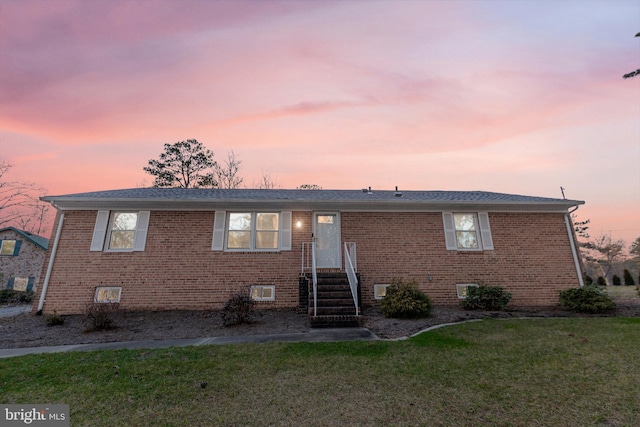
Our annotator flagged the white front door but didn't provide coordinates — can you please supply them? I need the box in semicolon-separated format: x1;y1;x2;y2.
314;213;341;269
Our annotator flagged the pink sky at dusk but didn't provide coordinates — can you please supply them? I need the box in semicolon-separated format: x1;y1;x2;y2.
1;0;639;244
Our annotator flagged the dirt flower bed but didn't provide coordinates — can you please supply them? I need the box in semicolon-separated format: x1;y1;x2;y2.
1;295;638;349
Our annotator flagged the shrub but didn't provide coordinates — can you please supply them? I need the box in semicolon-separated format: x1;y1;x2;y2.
460;285;512;311
596;276;607;287
559;286;616;314
221;289;256;326
0;289;34;305
380;280;431;319
612;274;621;286
84;302;120;331
45;310;65;327
623;269;635;286
584;275;593;286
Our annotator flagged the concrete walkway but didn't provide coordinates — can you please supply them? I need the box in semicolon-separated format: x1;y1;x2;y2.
0;305;31;318
0;328;379;359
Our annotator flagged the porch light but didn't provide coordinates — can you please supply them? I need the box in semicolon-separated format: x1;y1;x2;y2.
296;220;302;228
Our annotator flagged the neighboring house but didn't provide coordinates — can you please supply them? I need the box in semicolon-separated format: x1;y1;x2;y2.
0;227;49;292
34;188;585;320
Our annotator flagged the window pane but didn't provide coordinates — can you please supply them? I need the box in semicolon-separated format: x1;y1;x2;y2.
13;277;28;291
228;231;251;249
256;213;279;231
456;231;478;249
454;214;476;231
317;215;334;224
229;213;252;231
110;230;135;249
0;240;16;255
113;213;138;230
256;231;278;249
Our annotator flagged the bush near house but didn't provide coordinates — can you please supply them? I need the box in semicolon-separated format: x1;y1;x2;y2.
559;286;616;314
0;289;34;305
623;269;635;286
221;288;256;326
460;285;512;311
84;302;120;331
380;280;432;319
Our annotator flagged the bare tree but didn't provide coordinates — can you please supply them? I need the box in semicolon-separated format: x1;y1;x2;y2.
253;171;279;189
582;235;626;285
622;32;640;79
0;160;51;235
216;150;244;189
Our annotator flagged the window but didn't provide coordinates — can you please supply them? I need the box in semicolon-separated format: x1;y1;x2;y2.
227;213;279;250
456;284;478;299
11;277;29;292
0;239;20;256
90;211;150;252
374;284;390;300
108;212;138;250
442;212;494;251
94;287;122;303
250;285;275;301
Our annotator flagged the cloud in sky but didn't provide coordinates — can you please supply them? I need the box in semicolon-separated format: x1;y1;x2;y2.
0;0;639;242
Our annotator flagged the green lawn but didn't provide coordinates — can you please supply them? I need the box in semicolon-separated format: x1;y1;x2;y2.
1;318;639;426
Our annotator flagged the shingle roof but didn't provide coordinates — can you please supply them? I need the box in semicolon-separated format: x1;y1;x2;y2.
0;227;49;250
42;188;584;212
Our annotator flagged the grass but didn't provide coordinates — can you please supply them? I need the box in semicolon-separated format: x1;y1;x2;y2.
1;318;639;426
603;285;639;299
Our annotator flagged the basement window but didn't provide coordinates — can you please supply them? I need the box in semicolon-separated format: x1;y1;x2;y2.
250;285;275;301
374;284;391;300
95;287;122;303
456;284;478;299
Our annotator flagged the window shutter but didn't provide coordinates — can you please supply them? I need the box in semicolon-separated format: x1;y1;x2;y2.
478;212;494;250
13;240;22;256
280;211;292;251
133;211;150;251
442;212;458;250
90;211;110;251
27;277;35;292
211;211;226;251
7;278;14;289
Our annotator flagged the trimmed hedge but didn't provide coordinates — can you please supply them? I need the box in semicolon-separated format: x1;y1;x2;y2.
559;286;616;314
460;285;512;311
380;280;431;319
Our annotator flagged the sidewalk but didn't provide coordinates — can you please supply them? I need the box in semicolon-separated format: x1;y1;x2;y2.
0;328;379;359
0;305;31;318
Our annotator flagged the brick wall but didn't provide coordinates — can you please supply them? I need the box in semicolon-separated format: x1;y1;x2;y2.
0;229;46;290
34;209;580;314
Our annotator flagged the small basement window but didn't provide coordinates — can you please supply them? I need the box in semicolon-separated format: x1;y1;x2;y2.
374;284;391;300
456;284;478;299
95;287;122;303
250;285;275;301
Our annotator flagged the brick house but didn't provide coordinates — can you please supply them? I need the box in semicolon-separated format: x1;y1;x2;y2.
34;188;585;323
0;227;49;292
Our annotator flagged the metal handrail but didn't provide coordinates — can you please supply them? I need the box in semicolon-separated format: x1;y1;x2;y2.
311;241;318;317
344;242;358;315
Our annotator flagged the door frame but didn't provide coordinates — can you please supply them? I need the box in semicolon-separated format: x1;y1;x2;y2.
313;212;342;269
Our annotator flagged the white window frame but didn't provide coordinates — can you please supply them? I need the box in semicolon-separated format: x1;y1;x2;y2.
374;284;391;300
94;287;122;303
250;285;275;301
456;283;478;299
211;211;292;252
443;212;494;251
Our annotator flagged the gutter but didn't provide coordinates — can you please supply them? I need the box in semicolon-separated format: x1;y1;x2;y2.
564;208;585;288
36;210;64;315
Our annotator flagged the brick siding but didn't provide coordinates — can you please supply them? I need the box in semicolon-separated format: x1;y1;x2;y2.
34;210;580;314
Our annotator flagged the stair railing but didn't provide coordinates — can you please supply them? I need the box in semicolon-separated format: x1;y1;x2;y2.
344;242;358;315
311;241;318;317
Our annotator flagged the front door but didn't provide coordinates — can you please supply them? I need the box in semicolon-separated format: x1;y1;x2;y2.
314;213;341;269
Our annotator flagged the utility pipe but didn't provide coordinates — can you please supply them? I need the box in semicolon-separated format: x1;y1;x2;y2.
564;211;584;288
37;211;64;314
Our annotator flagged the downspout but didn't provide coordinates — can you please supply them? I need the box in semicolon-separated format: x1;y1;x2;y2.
564;208;584;288
37;210;64;315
